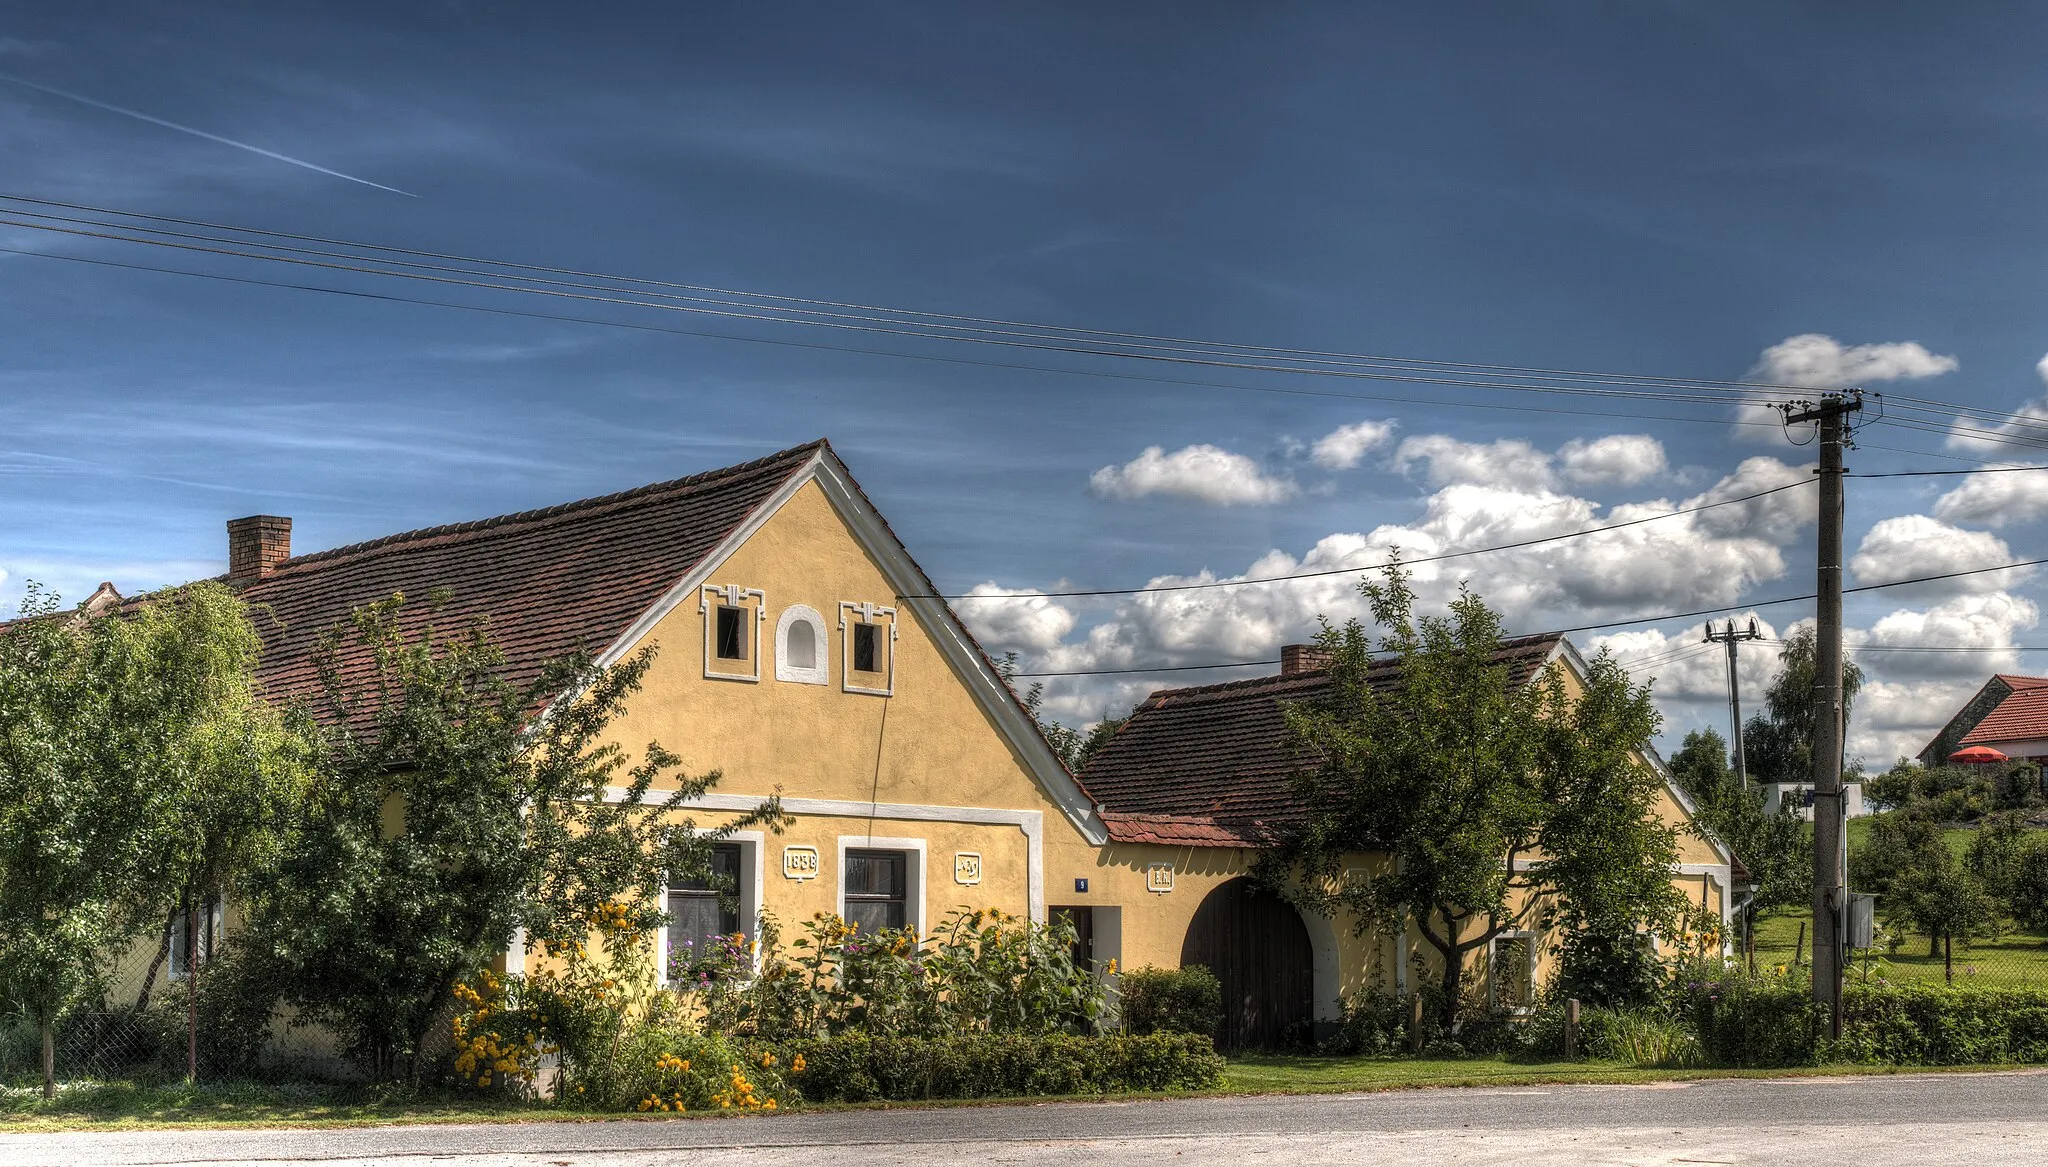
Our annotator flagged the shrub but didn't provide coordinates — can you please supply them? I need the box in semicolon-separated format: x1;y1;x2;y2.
1116;965;1221;1037
1317;988;1415;1056
674;909;1104;1042
1552;927;1661;1010
774;1032;1222;1102
1682;977;2048;1067
1577;1008;1703;1067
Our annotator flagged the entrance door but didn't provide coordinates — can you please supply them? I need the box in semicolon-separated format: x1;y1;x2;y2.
1179;876;1314;1050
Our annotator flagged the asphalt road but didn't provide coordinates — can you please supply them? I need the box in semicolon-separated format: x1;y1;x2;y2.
6;1071;2048;1167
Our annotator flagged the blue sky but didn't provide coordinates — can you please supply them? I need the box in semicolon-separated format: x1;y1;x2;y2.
5;3;2048;762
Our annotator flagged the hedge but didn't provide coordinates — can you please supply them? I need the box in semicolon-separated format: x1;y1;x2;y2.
1688;980;2048;1067
772;1032;1224;1102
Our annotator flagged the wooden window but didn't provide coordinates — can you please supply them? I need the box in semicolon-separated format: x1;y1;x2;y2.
715;606;747;660
843;849;907;934
838;602;896;694
668;843;744;973
1491;932;1537;1012
853;622;878;673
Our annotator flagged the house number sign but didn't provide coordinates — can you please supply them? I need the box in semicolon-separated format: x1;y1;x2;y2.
782;846;820;881
953;852;983;885
1146;863;1175;894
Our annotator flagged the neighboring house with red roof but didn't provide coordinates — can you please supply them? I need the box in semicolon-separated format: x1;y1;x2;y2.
92;439;1734;1050
1079;638;1737;1047
1918;674;2048;768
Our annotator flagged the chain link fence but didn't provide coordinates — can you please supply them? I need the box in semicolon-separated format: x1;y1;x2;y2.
0;939;357;1086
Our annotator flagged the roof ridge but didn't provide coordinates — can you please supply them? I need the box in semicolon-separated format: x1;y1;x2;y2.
1144;632;1566;702
274;440;827;573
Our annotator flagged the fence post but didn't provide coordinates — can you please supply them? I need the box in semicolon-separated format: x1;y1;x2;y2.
1564;998;1580;1060
1408;992;1424;1054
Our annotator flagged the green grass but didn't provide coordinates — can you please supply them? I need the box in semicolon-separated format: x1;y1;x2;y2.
5;1059;2029;1131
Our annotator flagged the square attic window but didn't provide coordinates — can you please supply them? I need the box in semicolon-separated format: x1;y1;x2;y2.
716;605;747;660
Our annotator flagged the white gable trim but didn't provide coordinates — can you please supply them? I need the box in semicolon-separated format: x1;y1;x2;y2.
590;448;1109;849
1542;638;1738;869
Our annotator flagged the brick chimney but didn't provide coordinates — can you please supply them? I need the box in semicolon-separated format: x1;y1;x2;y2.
226;515;292;583
1280;643;1331;675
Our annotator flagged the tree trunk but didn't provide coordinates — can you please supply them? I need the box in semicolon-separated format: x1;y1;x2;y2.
1437;951;1463;1033
134;909;175;1012
1944;933;1954;984
40;1019;54;1100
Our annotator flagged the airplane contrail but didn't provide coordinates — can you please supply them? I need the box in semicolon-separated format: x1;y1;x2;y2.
0;72;417;197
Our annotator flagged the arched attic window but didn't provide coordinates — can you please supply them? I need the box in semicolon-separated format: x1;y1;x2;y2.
776;605;829;684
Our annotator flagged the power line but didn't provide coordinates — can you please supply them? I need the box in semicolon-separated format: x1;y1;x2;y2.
0;243;1805;432
0;191;1831;398
936;479;1813;600
1008;554;2048;677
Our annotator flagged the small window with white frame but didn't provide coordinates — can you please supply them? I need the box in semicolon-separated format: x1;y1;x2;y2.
775;604;829;685
839;601;896;695
1490;930;1538;1013
701;584;765;682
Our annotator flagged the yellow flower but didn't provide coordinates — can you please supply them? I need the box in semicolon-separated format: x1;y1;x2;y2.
763;1098;777;1111
791;1054;806;1073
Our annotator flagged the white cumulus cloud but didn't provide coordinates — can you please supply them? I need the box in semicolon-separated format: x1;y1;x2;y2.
1942;354;2048;453
1933;464;2048;527
1849;515;2029;598
1750;333;1959;388
953;583;1076;653
1310;419;1397;469
1558;434;1667;487
1392;435;1555;491
1089;444;1296;506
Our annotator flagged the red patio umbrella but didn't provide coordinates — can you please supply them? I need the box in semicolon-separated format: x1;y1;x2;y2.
1949;746;2009;765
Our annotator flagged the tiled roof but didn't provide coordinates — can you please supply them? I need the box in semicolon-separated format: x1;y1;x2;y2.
1960;679;2048;748
1081;634;1564;845
236;440;824;718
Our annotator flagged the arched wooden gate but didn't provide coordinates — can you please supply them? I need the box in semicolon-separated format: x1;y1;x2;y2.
1179;876;1315;1050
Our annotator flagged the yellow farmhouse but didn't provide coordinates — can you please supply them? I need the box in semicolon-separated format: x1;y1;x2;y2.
171;439;1732;1047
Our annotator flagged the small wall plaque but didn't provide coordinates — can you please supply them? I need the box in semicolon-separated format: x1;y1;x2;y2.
782;845;820;881
953;851;983;885
1146;863;1175;894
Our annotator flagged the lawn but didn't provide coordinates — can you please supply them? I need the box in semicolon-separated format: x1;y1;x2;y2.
1744;819;2048;985
2;1059;2018;1131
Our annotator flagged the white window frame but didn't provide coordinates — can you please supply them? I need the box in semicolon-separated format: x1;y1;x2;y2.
838;601;897;696
1489;929;1539;1014
774;604;830;685
700;584;766;683
836;835;927;938
659;830;764;985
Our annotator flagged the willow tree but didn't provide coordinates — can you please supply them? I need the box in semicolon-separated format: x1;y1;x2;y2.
1271;565;1683;1029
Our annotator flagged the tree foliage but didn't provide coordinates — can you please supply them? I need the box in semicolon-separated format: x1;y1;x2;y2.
1742;626;1865;785
1667;728;1809;917
243;593;784;1079
1269;565;1684;1027
0;581;297;1096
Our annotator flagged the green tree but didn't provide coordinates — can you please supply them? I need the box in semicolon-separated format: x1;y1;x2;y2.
244;593;784;1080
1854;812;1997;973
0;582;291;1097
1742;627;1865;785
1667;729;1809;955
1270;565;1683;1029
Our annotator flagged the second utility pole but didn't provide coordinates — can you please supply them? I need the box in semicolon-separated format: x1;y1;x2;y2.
1705;618;1764;787
1785;389;1860;1039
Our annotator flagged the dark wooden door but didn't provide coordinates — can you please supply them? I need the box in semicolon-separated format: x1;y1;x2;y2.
1179;877;1314;1050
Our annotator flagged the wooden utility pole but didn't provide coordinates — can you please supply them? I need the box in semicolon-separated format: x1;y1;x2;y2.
1784;390;1860;1038
1704;618;1765;787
